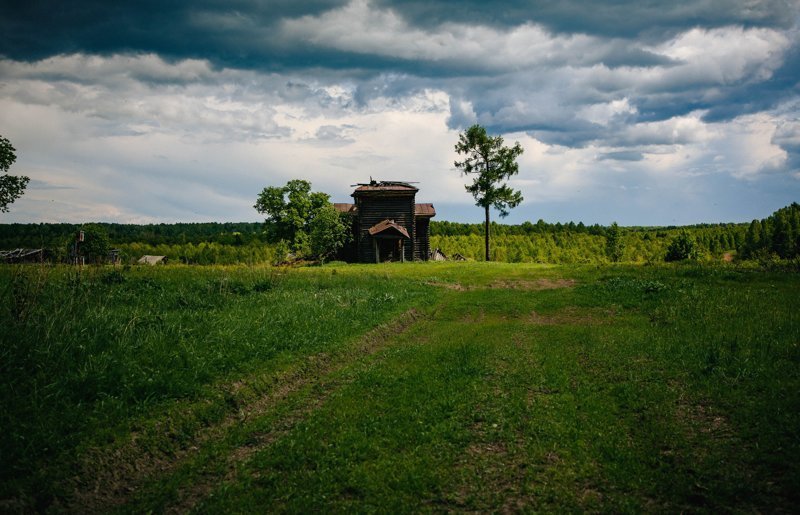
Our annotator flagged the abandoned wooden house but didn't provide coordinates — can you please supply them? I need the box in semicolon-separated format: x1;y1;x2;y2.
334;181;435;263
0;248;50;264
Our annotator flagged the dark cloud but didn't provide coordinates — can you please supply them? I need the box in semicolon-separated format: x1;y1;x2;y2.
598;150;644;161
0;1;343;65
375;0;796;38
702;41;800;123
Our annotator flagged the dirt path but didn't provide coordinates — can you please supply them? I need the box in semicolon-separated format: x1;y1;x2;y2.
63;309;425;513
64;277;579;512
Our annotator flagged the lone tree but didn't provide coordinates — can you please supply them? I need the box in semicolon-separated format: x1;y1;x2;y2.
254;179;349;262
0;135;30;213
454;124;524;261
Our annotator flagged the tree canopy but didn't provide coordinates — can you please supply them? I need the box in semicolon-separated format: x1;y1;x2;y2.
254;179;349;261
79;224;111;264
741;202;799;260
454;124;524;261
0;135;30;213
665;231;700;262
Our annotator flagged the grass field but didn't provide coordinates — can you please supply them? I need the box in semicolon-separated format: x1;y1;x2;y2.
1;262;799;512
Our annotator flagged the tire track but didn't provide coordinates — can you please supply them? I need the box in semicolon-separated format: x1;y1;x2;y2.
64;308;426;513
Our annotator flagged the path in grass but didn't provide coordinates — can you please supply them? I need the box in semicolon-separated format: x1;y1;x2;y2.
8;264;798;512
62;308;427;512
67;275;598;513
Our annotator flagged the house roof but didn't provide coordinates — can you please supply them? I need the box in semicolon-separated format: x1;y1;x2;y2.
0;248;44;259
333;203;356;213
137;255;167;265
353;181;418;193
368;219;410;239
415;203;435;217
334;202;434;218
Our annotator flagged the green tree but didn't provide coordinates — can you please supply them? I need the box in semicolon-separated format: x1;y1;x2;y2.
79;224;111;264
254;180;348;261
310;204;350;263
665;231;699;262
0;135;30;213
605;222;625;262
454;124;524;261
254;180;329;246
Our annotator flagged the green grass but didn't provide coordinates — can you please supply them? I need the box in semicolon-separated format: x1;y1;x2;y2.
1;262;799;512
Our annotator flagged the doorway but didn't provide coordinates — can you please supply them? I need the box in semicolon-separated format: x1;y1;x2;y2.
375;237;405;262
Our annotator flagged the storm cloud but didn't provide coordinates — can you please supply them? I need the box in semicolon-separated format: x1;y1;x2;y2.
0;0;798;224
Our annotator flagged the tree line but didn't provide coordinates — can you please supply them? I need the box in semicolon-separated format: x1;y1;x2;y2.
739;202;800;260
430;223;748;264
0;222;268;249
0;214;766;265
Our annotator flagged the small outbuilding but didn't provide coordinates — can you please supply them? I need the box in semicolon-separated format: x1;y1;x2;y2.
430;248;448;261
0;248;49;263
137;255;168;265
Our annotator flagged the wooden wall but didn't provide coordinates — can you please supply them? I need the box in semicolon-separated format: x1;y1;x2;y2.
355;193;415;263
414;218;431;260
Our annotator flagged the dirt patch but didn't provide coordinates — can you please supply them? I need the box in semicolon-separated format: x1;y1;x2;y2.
425;281;467;291
62;308;426;513
527;307;616;326
461;308;486;323
678;401;733;440
489;278;577;290
446;437;528;512
427;278;577;292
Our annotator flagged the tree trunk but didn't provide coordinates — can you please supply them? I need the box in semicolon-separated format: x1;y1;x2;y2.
484;204;490;261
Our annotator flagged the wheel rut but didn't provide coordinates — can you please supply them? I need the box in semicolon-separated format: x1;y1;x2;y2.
63;308;426;513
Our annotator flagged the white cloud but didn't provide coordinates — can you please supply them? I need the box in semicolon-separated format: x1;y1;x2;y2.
0;54;465;222
708;113;790;179
656;26;789;85
280;0;660;72
577;98;637;126
0;53;215;85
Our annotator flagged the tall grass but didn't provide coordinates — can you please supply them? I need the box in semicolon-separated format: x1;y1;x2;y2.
195;263;800;512
2;262;798;512
0;264;434;504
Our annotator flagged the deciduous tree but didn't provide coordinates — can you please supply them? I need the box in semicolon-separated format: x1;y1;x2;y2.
254;180;329;244
310;204;349;263
254;180;349;261
79;224;111;264
0;135;30;213
454;124;523;261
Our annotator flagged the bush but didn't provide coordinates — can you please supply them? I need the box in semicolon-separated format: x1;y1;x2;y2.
665;231;699;262
272;240;291;265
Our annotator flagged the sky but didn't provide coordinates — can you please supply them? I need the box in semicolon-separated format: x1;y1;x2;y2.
1;0;799;226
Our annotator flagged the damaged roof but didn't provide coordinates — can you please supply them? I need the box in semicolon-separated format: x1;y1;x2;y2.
368;219;410;239
353;180;418;193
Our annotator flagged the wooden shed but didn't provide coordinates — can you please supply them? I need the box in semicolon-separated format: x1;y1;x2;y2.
334;180;435;263
137;255;168;265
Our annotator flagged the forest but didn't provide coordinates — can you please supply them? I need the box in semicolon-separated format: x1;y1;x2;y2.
0;202;797;265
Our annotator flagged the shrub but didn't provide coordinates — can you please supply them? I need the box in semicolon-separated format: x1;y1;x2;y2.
665;231;700;262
